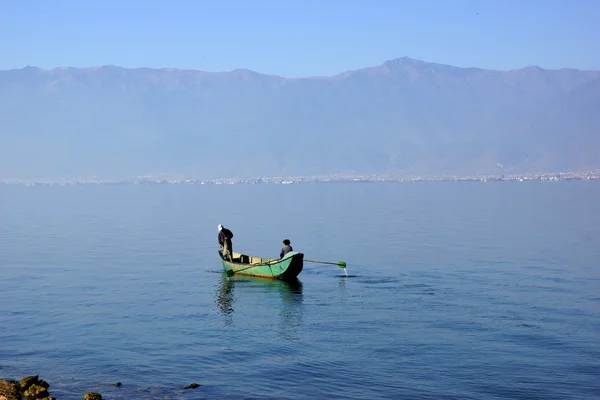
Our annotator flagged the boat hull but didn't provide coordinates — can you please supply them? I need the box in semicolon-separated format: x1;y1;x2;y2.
219;250;304;280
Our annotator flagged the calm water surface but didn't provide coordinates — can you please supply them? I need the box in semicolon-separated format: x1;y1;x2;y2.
1;182;599;399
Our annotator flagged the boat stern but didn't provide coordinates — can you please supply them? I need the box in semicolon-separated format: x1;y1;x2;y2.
278;251;304;280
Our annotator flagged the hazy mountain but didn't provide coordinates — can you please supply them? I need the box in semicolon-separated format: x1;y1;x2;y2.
1;57;599;180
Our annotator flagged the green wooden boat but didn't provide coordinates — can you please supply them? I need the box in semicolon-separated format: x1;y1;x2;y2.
218;250;304;280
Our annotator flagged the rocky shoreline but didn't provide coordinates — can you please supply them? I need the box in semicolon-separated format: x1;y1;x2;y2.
0;376;107;400
0;376;202;400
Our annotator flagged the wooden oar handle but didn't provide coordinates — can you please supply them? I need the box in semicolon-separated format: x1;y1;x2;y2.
305;259;336;265
305;259;346;267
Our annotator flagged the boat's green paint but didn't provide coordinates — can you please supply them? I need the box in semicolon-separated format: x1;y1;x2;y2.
219;250;304;280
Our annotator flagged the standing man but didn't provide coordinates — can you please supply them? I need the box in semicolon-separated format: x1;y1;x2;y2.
218;224;234;261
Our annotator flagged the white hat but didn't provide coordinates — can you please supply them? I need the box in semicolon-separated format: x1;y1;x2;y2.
217;224;223;231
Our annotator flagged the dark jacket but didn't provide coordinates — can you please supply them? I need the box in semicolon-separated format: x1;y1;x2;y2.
218;228;233;246
280;244;293;259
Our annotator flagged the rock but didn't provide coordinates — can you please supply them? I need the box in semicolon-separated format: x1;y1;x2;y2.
20;376;39;391
183;383;200;389
113;382;121;387
2;376;55;400
0;379;21;400
23;383;49;398
83;392;102;400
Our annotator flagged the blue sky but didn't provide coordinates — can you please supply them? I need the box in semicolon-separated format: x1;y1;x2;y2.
1;0;598;76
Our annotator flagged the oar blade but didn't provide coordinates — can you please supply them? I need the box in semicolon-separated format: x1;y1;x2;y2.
338;261;347;268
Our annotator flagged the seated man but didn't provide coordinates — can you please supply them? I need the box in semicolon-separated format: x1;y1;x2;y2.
280;239;293;259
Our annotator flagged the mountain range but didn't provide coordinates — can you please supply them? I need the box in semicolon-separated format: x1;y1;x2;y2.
1;57;599;180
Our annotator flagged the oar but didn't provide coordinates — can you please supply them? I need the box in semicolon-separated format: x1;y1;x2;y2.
305;259;347;268
224;260;276;277
225;264;255;277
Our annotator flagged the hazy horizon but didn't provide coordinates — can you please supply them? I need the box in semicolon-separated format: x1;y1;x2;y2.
2;1;599;181
2;56;600;181
6;55;600;77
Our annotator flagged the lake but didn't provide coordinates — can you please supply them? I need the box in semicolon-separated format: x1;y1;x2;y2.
1;182;599;399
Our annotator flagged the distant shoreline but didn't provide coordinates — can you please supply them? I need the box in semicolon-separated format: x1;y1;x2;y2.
1;170;599;186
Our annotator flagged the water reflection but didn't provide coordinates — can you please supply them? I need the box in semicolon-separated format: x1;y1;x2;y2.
214;274;304;338
277;277;304;301
275;278;304;341
216;274;235;316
